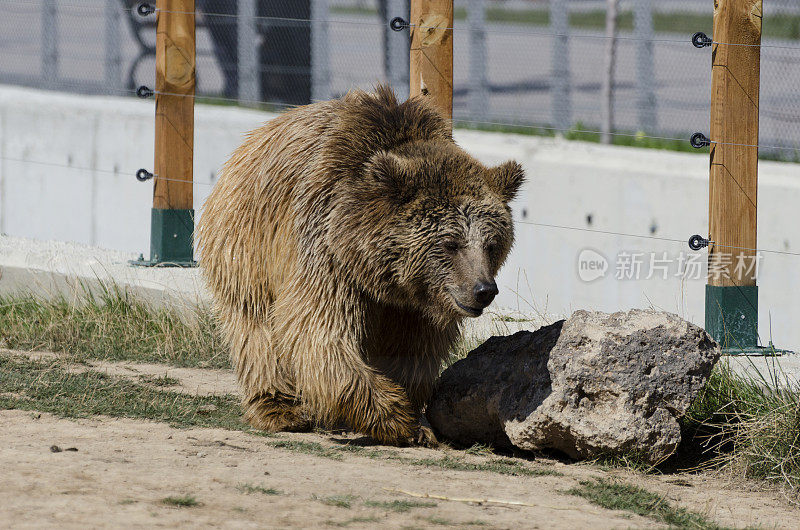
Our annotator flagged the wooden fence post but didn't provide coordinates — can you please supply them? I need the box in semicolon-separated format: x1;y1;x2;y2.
705;0;762;349
148;0;196;266
409;0;453;124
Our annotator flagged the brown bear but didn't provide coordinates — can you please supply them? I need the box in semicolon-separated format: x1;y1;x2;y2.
196;86;524;445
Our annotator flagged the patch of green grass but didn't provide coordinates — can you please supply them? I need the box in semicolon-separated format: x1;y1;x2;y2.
197;95;292;113
138;374;181;387
331;5;800;41
418;516;486;527
455;120;719;158
454;120;558;139
325;516;381;527
493;315;535;323
331;441;557;477
0;286;227;369
680;362;800;490
563;122;703;154
566;478;725;529
404;454;559;477
328;6;378;17
0;355;243;430
162;495;199;507
485;7;546;26
457;120;798;163
364;499;437;513
589;451;662;475
423;516;454;526
463;443;495;456
0;358;559;480
445;334;484;367
315;494;357;509
334;444;385;458
270;440;344;461
237;483;281;496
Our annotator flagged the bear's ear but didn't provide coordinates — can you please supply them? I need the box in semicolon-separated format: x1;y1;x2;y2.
365;151;415;204
485;161;525;203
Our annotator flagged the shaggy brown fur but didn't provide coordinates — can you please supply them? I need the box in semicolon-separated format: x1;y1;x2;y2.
197;86;524;445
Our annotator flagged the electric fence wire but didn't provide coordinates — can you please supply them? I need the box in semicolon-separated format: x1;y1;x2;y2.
0;151;790;354
6;0;800;52
3;2;799;257
8;60;800;151
10;82;798;255
0;157;776;351
5;80;799;228
123;87;800;155
0;74;688;148
0;154;213;187
514;219;774;353
515;220;800;258
11;3;796;151
0;154;768;352
3;151;800;259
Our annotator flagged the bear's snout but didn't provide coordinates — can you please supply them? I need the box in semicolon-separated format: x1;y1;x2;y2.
473;281;499;308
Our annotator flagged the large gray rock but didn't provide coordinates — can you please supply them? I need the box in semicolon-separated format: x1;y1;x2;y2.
427;310;720;464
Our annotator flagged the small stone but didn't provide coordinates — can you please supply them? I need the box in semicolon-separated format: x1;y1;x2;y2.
197;404;218;414
50;445;62;453
427;309;721;465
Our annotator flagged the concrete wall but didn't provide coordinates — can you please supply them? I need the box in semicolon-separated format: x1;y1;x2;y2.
2;85;800;349
0;85;268;253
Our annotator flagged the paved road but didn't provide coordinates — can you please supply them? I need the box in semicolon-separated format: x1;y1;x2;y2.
1;3;799;155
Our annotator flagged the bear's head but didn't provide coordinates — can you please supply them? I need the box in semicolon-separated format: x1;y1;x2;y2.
333;140;525;326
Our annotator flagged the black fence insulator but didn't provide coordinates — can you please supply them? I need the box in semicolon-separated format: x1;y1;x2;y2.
390;17;409;32
136;85;154;99
690;132;711;149
692;32;713;48
137;3;156;16
136;169;154;182
688;235;710;251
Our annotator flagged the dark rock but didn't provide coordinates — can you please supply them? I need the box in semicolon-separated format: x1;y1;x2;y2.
427;310;720;464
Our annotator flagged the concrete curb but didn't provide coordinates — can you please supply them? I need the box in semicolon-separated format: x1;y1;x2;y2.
0;235;207;309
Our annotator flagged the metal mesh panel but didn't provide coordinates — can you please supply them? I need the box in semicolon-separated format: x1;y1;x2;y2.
0;0;797;158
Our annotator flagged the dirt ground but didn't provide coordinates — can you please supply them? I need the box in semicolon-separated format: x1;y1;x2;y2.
2;354;799;529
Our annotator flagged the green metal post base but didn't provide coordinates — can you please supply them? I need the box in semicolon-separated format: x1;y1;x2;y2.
705;285;793;356
705;284;759;353
130;208;197;268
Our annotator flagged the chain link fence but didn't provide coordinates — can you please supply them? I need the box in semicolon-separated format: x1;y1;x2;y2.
2;0;798;159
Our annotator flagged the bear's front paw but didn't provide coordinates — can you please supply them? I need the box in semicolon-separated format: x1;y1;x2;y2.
412;425;439;448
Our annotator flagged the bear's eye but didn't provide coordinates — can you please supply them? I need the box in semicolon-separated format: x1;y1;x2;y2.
486;241;499;255
441;239;460;253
